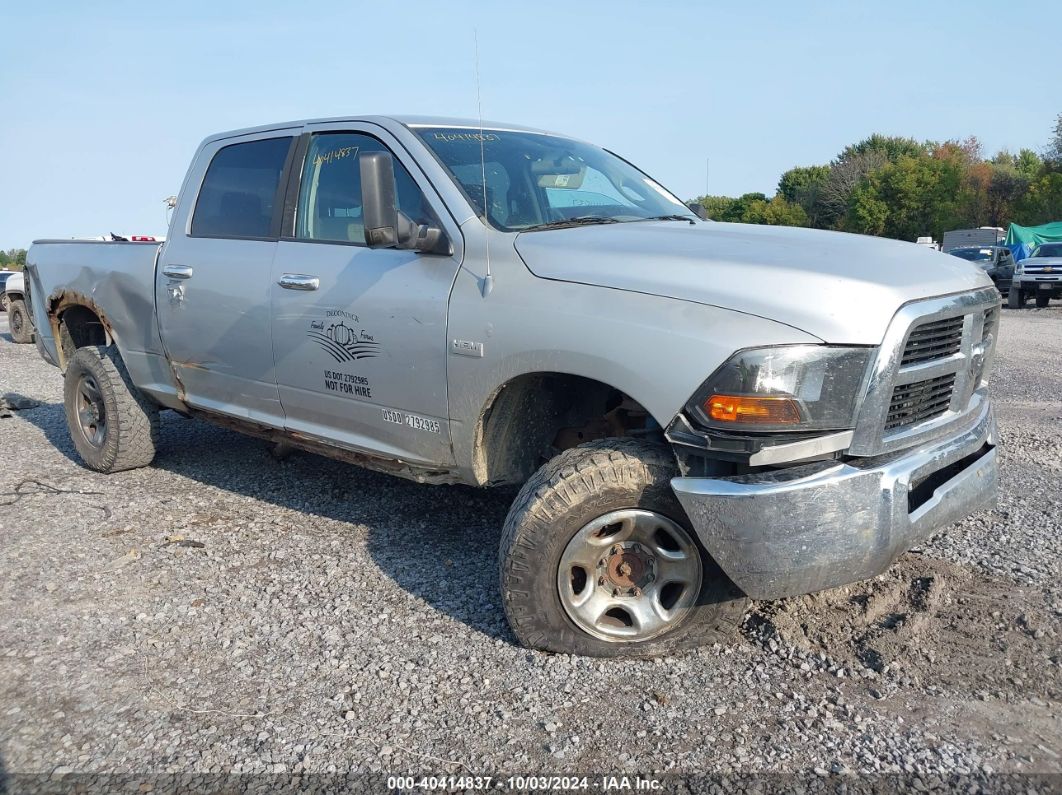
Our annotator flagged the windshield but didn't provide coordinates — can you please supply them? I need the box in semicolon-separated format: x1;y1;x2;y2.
1031;243;1062;257
414;127;693;231
949;248;994;262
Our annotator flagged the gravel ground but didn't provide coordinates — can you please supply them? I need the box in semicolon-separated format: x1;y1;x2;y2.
0;307;1060;793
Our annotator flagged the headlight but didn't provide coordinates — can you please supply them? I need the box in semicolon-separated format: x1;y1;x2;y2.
687;346;874;432
1015;261;1024;274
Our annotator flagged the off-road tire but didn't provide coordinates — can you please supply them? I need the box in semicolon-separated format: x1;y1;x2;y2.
0;292;9;312
1007;286;1026;309
63;346;159;472
499;439;748;657
8;299;33;344
1035;292;1051;308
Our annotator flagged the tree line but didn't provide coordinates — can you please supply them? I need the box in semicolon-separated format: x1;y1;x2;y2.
692;112;1062;242
0;249;26;271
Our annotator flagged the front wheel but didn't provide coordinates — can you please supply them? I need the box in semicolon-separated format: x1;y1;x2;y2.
1007;286;1026;309
8;299;33;344
63;346;159;472
499;439;747;657
1035;292;1051;308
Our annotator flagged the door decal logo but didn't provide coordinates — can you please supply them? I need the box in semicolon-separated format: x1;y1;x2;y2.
308;320;381;363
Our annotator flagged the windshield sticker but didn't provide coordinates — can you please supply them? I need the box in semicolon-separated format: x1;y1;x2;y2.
314;145;359;167
308;318;380;363
431;131;499;143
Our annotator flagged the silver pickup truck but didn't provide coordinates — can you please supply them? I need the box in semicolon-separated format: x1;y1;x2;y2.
1009;241;1062;308
25;116;1000;657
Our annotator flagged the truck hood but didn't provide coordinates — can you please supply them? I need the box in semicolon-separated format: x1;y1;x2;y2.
514;222;994;344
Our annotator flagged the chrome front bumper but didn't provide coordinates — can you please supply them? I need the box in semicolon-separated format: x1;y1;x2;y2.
671;402;997;600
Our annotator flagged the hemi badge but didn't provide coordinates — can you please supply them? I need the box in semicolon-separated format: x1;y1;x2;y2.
451;339;485;358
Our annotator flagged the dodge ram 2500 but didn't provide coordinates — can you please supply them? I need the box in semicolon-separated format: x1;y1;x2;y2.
25;116;1000;657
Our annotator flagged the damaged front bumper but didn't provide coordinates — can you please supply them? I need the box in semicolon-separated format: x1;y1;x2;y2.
671;401;997;600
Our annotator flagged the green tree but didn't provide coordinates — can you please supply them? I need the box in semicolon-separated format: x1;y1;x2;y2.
751;195;808;226
0;249;27;271
837;134;926;165
1046;112;1062;164
690;193;807;226
818;151;888;228
846;185;889;236
690;117;1061;240
1013;172;1062;226
692;195;738;221
843;150;965;241
777;165;829;224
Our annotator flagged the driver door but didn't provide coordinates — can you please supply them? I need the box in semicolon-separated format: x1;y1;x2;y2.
269;126;463;466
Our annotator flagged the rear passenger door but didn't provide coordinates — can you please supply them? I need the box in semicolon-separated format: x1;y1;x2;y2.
269;125;463;466
157;131;298;426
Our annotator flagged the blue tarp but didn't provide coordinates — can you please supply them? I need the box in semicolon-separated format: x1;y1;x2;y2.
1005;221;1062;261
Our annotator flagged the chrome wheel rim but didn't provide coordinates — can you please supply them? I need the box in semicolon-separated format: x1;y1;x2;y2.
75;374;107;448
557;508;702;643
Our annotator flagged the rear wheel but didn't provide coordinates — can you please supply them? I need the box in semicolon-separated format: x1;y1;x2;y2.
1007;286;1026;309
63;346;159;472
499;439;748;657
0;293;9;312
8;299;33;343
1035;292;1051;308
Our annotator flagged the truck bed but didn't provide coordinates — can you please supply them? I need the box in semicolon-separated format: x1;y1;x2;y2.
25;240;170;389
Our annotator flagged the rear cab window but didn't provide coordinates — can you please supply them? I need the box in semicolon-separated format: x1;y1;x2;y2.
191;137;293;239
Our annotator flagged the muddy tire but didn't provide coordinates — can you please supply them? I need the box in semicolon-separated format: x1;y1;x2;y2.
1007;286;1026;309
499;439;747;657
8;299;33;344
63;346;159;473
1035;292;1051;308
0;292;9;312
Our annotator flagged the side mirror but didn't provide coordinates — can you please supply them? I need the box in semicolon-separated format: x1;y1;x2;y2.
686;202;707;220
359;152;448;253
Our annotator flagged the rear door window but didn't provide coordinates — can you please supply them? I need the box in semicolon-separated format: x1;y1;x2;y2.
191;137;293;239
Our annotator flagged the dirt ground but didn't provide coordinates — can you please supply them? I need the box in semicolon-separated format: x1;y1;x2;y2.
0;306;1060;792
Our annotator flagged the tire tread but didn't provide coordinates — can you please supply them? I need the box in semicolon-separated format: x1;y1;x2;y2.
8;299;33;344
499;439;747;657
64;346;158;472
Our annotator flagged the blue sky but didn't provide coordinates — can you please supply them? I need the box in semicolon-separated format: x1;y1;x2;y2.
1;0;1058;249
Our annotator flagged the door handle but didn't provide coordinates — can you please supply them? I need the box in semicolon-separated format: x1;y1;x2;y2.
278;274;320;291
162;264;194;280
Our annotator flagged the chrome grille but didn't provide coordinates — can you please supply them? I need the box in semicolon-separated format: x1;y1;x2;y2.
885;373;957;431
848;287;1001;457
982;307;998;341
900;316;964;366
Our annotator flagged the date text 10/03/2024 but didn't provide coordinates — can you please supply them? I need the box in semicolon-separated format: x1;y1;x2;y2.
387;775;663;791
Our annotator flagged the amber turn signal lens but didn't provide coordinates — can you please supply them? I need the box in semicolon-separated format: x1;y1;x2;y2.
705;394;802;425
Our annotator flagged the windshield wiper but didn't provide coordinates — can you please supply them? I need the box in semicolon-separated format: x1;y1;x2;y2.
640;214;696;225
521;216;622;232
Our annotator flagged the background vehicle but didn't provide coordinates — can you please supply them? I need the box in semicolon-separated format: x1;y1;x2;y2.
0;271;15;312
1009;242;1062;308
942;226;1005;252
948;245;1015;294
23;116;1000;657
1;271;34;343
